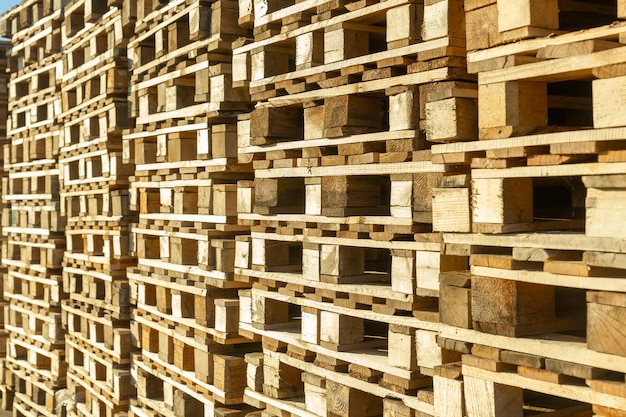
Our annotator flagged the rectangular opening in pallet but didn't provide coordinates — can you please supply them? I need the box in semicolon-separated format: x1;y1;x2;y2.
37;71;50;90
470;257;588;337
256;239;303;273
254;177;305;214
533;177;585;223
547;81;593;129
16;111;26;128
324;21;387;65
15;81;28;98
66;7;85;38
250;106;304;144
138;37;155;66
66;88;77;110
36;104;48;123
322;175;391;217
252;41;297;81
320;245;392;284
557;0;617;31
71;48;85;68
472;176;586;232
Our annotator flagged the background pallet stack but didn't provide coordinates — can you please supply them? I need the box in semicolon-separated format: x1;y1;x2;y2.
58;0;136;416
0;39;11;410
432;1;626;416
233;0;475;416
122;1;259;416
0;1;67;416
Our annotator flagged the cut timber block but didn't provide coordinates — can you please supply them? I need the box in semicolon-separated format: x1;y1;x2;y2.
432;188;471;232
214;354;246;401
251;292;290;328
320;245;364;279
388;87;419;131
593;76;626;128
250;46;291;81
422;0;466;41
466;4;502;52
302;242;320;282
472;178;533;226
388;325;417;371
497;0;558;32
386;4;423;46
416;329;444;369
296;31;324;70
319;311;363;348
426;98;478;143
324;24;370;64
215;299;239;333
250;107;302;144
587;291;626;356
440;272;472;329
326;380;383;417
303;373;327;416
304;105;325;140
323;95;384;138
246;352;264;392
478;81;547;139
391;250;415;294
464;376;523;417
174;390;203;416
434;364;464;417
472;276;556;336
301;307;320;344
416;251;467;293
586;187;626;238
383;398;414;417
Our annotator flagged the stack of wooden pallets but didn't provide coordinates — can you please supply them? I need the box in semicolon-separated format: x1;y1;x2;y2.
0;39;11;411
3;0;626;416
58;1;137;416
122;1;259;415
0;1;67;416
432;1;626;416
233;1;475;416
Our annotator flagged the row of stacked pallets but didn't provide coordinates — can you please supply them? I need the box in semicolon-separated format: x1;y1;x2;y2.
58;0;137;416
432;1;626;416
122;0;258;416
232;0;474;416
1;1;67;415
1;0;626;416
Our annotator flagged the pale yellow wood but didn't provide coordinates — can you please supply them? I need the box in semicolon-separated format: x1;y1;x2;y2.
301;308;319;344
302;243;320;282
464;375;523;417
255;160;444;179
423;0;465;41
586;188;626;238
434;374;464;417
472;177;533;224
465;365;626;411
497;0;558;32
319;311;363;346
432;188;471;232
426;97;477;142
391;254;415;294
388;326;417;371
416;329;443;369
386;3;423;44
593;76;626;128
296;31;324;70
388;88;419;131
